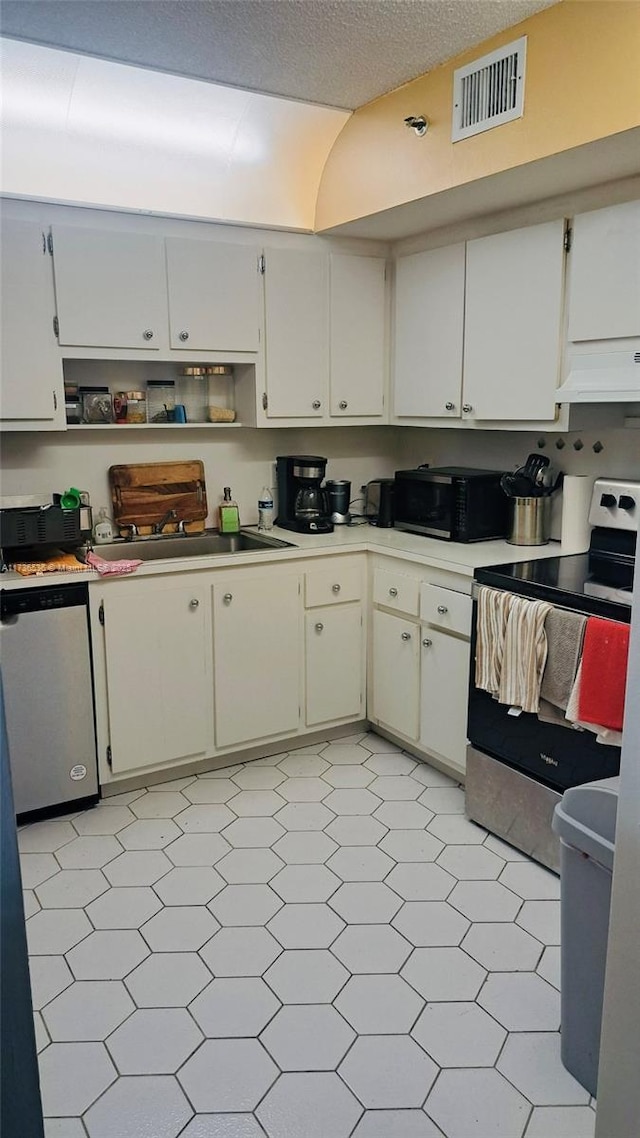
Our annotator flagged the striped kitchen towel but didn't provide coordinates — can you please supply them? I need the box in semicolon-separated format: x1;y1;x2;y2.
475;585;514;696
499;594;553;714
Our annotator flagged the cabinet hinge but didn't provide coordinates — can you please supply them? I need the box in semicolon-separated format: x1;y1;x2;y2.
262;392;268;411
563;224;572;253
53;315;59;337
99;601;105;626
47;231;54;256
258;254;266;275
106;745;112;768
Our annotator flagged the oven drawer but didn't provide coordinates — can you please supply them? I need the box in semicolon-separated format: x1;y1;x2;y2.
373;568;420;616
421;583;472;636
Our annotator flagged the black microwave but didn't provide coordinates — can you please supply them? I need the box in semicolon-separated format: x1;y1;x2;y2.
394;466;509;542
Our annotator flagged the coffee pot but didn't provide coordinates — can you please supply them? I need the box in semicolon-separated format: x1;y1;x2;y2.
275;456;334;534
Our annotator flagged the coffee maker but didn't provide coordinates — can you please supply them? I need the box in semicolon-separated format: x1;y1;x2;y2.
276;456;334;534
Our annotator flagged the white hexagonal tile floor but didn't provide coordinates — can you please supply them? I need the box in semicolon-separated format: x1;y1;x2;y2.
339;1034;438;1108
22;730;596;1138
261;1004;354;1070
105;1007;203;1073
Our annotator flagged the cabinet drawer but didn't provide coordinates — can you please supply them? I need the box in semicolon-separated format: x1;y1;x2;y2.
420;583;472;637
373;568;420;616
305;560;362;608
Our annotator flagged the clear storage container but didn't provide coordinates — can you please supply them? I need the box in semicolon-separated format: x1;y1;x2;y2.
147;379;175;423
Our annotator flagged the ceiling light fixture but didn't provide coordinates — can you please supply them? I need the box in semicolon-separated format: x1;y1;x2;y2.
404;115;429;137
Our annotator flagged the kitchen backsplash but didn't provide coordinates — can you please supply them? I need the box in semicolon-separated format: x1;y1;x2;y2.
2;423;639;530
0;426;398;529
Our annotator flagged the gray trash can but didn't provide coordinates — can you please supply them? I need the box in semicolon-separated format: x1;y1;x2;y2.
552;776;619;1097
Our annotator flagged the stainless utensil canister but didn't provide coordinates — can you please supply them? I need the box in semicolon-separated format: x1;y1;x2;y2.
507;496;552;546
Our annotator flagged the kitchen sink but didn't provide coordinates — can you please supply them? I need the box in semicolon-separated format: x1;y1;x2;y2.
94;529;296;562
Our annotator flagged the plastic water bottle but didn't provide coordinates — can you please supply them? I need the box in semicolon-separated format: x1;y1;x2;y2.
258;486;274;531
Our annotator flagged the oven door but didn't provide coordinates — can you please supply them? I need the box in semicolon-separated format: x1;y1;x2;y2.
466;594;622;794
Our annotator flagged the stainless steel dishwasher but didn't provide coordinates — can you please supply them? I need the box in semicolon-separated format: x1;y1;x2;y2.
0;582;99;819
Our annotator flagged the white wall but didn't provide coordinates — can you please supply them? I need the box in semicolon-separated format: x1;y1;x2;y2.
0;426;399;529
4;422;639;534
397;425;640;482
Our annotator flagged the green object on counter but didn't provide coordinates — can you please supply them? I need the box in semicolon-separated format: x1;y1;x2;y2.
60;487;81;510
219;487;240;534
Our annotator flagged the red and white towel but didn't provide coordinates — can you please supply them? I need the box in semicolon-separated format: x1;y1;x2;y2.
567;616;630;733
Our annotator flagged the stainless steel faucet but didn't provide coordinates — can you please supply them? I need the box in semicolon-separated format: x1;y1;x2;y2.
153;509;178;534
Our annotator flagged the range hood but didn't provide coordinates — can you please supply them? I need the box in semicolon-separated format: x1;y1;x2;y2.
557;347;640;403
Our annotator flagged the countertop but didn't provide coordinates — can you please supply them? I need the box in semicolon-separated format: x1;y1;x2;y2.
0;525;587;591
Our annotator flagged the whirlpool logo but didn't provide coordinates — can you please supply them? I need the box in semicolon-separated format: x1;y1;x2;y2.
541;753;559;767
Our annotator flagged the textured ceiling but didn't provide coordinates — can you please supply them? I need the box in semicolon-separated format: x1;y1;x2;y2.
0;0;558;110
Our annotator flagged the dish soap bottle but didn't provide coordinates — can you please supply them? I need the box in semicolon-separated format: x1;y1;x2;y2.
93;507;114;545
219;487;240;534
258;485;274;531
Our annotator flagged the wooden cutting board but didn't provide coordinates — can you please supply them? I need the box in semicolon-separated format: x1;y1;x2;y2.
109;461;208;536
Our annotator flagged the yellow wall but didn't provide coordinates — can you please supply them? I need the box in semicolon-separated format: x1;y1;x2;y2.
315;0;640;230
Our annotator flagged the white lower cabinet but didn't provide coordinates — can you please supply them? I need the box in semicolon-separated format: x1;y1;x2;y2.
100;577;212;775
305;605;364;726
420;628;471;777
371;609;420;741
212;572;301;748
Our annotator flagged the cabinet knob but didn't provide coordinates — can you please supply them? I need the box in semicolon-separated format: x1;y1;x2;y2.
332;583;341;593
389;587;398;598
223;592;233;604
143;329;154;340
462;403;473;414
312;400;321;410
437;604;448;614
401;631;411;641
189;598;200;609
315;622;324;633
422;637;433;647
445;401;455;411
339;400;348;410
179;330;189;342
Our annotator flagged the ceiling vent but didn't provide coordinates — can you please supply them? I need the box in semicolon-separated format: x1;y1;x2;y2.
452;36;526;142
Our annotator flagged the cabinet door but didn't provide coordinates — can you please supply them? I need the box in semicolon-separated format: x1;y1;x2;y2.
463;220;565;421
0;220;64;425
394;244;465;418
306;604;363;726
420;629;471;776
371;610;419;741
330;255;386;418
166;237;260;351
51;226;167;349
102;580;211;774
213;574;300;747
263;248;328;418
567;201;640;342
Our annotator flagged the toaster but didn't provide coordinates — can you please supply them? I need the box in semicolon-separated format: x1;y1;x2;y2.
365;479;395;527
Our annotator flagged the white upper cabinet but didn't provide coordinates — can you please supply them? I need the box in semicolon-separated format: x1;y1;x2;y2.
51;226;168;349
394;243;465;419
566;201;640;342
330;254;386;418
263;247;329;418
0;220;65;427
463;219;565;421
165;237;261;351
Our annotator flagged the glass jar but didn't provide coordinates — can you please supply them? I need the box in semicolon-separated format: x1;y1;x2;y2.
147;379;175;423
179;367;208;423
125;390;146;423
